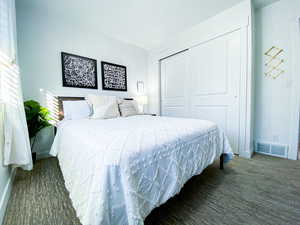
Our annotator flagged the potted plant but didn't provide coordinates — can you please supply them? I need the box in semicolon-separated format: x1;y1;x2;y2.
24;100;52;163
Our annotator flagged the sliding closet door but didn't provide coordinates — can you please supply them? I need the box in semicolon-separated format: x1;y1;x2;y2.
160;51;189;117
188;31;240;153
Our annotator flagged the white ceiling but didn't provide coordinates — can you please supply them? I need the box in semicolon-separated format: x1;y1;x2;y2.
92;0;245;50
20;0;279;50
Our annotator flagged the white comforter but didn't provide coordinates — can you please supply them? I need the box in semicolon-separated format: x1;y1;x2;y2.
50;115;232;225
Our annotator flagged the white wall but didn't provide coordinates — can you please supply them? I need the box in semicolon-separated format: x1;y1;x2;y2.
254;0;300;159
16;1;148;101
147;0;254;158
0;104;13;225
15;0;149;155
0;108;7;188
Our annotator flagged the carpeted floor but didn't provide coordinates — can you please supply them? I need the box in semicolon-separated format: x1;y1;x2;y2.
3;154;300;225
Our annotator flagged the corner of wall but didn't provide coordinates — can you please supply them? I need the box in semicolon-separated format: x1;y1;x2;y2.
0;168;16;225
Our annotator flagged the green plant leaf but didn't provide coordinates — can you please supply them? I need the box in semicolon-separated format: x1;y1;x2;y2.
24;100;53;140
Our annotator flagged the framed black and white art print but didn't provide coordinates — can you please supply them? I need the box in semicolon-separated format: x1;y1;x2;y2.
101;61;127;92
61;52;98;89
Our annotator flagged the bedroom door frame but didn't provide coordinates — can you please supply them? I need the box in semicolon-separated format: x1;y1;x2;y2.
289;17;300;160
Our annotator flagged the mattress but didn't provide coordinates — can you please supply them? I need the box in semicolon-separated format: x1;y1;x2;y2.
50;115;233;225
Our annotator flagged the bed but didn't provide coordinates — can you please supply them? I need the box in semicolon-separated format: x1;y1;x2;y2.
50;97;233;225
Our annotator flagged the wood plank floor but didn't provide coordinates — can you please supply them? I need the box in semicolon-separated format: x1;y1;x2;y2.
3;154;300;225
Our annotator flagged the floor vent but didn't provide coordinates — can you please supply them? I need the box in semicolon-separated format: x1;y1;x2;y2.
255;141;288;158
256;142;271;154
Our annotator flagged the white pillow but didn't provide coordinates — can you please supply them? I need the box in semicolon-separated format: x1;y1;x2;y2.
87;95;120;119
92;102;120;119
62;100;91;120
119;100;139;117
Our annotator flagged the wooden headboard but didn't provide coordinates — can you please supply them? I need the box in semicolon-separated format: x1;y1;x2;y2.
57;96;134;121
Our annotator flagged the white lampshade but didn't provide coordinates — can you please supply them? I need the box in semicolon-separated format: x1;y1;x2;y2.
137;81;145;94
136;95;148;105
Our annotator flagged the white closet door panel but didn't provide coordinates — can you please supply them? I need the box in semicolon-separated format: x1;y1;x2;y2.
161;51;189;117
189;31;241;153
190;38;228;96
160;31;241;153
225;31;241;154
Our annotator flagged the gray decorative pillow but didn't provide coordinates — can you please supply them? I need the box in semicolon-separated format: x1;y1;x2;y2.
119;100;139;117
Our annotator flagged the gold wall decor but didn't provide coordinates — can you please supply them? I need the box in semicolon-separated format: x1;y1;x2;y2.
264;46;284;79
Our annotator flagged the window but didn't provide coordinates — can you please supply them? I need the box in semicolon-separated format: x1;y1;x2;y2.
0;51;20;108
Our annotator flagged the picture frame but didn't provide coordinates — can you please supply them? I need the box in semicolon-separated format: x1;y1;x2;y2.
61;52;98;89
101;61;127;92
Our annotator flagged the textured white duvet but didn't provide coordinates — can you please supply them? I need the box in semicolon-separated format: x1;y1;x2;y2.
50;115;232;225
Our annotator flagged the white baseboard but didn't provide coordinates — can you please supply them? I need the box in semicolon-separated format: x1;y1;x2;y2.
0;168;16;225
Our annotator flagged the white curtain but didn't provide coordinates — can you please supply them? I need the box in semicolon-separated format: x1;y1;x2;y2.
0;0;32;170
